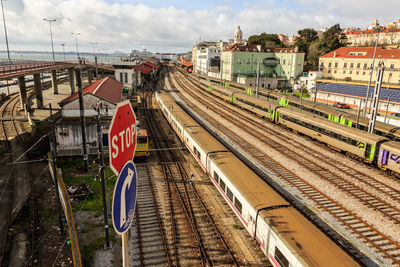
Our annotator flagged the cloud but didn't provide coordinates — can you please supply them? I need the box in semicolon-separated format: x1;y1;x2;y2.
0;0;399;53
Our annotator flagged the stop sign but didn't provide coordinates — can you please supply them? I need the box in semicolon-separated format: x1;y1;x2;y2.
109;100;137;175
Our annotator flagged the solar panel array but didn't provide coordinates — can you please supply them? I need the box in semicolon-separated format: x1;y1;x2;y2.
316;83;400;102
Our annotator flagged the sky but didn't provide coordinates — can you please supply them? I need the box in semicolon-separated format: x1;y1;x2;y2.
1;0;400;54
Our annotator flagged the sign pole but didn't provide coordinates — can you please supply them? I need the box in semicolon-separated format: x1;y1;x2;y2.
122;232;129;267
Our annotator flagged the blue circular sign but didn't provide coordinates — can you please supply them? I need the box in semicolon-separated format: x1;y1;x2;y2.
112;160;137;234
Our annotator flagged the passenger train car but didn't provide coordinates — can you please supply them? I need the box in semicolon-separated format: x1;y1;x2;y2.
156;91;359;267
194;71;400;141
183;71;400;175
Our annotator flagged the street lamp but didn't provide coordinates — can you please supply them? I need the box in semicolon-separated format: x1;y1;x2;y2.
61;43;66;61
1;0;11;62
71;32;81;62
363;23;385;117
90;42;97;60
43;18;56;62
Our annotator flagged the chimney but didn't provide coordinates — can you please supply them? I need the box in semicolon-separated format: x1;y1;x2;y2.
257;45;262;52
333;51;336;58
295;46;299;53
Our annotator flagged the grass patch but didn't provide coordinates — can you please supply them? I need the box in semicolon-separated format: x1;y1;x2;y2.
82;236;107;266
233;223;244;230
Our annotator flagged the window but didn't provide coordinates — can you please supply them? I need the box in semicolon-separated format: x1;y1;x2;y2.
226;187;233;202
234;198;242;214
283;59;286;65
219;178;226;192
343;63;347;68
334;70;337;74
357;63;361;68
328;62;332;67
389;73;393;77
119;72;123;82
343;70;346;74
328;70;331;73
254;58;258;64
275;247;289;267
364;63;368;69
334;62;338;68
247;58;250;64
356;71;359;75
214;171;219;183
124;73;128;83
350;63;354;68
363;72;366;75
391;64;395;68
237;59;241;64
349;71;352;74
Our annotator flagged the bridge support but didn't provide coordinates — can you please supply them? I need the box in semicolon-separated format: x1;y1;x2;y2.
52;70;58;94
74;69;80;86
33;73;43;109
18;76;27;110
68;68;75;94
88;70;93;84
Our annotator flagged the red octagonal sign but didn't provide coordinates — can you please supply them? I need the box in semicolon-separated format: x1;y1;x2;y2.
109;100;137;175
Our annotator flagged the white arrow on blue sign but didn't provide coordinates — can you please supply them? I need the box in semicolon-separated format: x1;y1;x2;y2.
112;160;138;235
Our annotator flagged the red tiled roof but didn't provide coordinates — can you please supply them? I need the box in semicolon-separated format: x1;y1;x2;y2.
59;77;123;105
133;64;153;75
321;46;400;59
344;27;400;35
143;61;159;69
179;60;193;67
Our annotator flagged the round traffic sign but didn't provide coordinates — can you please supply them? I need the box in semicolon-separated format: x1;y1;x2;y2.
112;160;137;235
109;100;137;175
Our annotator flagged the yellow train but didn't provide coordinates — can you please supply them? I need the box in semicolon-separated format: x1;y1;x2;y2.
135;129;149;158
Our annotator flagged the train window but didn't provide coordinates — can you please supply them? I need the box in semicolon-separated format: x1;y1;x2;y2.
234;198;242;214
219;178;226;192
275;247;289;267
214;171;219;183
227;187;233;202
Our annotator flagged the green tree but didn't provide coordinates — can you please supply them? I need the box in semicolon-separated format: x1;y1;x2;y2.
295;28;318;53
248;33;283;47
320;24;346;54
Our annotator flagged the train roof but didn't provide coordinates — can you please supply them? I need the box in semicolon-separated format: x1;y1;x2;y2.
380;140;400;153
137;129;147;137
279;107;388;143
262;208;359;266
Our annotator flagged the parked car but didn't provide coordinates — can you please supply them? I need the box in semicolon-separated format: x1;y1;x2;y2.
333;102;350;109
0;82;4;87
391;113;400;117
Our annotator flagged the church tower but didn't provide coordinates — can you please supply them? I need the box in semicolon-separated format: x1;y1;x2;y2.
234;26;243;44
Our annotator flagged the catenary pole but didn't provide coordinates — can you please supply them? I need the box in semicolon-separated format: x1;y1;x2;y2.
1;0;11;62
76;68;89;172
43;18;56;62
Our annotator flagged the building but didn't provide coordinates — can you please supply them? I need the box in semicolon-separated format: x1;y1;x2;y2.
113;60;140;90
229;26;246;45
221;44;305;89
155;53;178;62
56;77;123;156
191;41;219;73
196;46;221;75
343;19;400;47
319;46;400;84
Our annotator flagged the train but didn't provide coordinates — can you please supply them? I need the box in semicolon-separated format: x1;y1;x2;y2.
192;71;400;142
178;71;400;175
156;91;359;266
135;129;149;158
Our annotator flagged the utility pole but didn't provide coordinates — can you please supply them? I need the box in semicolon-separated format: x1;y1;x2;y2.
61;43;66;61
356;98;363;128
256;61;260;97
43;18;56;62
76;68;89;172
368;61;385;134
94;103;110;248
364;25;383;116
299;86;304;110
49;103;64;235
1;0;11;62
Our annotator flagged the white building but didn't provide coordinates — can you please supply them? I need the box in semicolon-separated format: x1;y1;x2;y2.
196;46;221;75
113;61;141;90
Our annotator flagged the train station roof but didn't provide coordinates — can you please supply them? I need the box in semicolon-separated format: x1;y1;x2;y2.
59;77;123;105
316;82;400;102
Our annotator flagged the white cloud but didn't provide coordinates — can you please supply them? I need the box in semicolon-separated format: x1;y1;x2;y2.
0;0;399;53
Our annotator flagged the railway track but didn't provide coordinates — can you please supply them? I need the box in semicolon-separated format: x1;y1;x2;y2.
0;92;36;266
169;69;400;265
143;84;240;266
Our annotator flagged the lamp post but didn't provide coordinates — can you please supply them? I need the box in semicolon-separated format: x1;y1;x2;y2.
90;42;98;80
1;0;11;62
363;24;384;117
71;32;81;62
43;18;56;62
90;42;97;60
61;43;66;61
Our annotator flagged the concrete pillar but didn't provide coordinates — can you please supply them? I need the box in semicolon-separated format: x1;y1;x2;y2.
33;73;43;109
68;68;75;94
17;76;27;110
51;70;58;94
88;70;93;84
74;69;80;86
